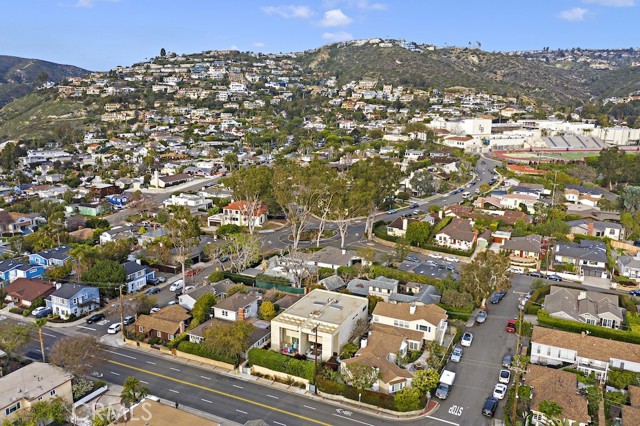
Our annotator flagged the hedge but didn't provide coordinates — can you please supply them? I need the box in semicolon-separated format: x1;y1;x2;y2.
437;303;473;320
223;272;256;286
177;341;238;366
537;310;640;344
316;377;397;411
620;295;637;316
167;332;188;349
420;243;475;257
370;264;442;288
373;222;398;243
248;348;315;382
524;284;551;313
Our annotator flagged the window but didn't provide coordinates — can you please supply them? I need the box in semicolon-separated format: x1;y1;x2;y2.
49;389;56;396
5;402;20;415
373;315;379;323
168;334;174;341
222;310;228;317
418;325;431;332
409;341;420;351
138;326;143;332
157;331;162;338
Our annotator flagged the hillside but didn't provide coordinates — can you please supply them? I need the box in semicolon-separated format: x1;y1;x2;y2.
0;55;89;107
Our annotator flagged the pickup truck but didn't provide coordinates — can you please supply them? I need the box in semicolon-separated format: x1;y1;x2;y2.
435;370;456;399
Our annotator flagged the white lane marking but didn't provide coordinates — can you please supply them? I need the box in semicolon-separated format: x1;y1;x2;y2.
267;394;279;399
141;381;149;384
201;399;213;403
332;414;374;426
233;384;243;389
110;372;120;376
43;332;56;338
77;325;96;331
103;349;136;360
170;367;180;371
147;361;156;365
424;415;461;426
303;405;316;410
200;375;211;380
169;389;179;393
273;422;286;426
236;409;248;414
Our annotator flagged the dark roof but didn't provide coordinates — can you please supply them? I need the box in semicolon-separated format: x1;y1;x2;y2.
437;218;476;242
215;293;260;312
555;240;607;263
31;245;70;261
0;259;23;272
122;261;147;276
159;173;191;183
565;184;603;196
50;283;93;299
502;235;544;253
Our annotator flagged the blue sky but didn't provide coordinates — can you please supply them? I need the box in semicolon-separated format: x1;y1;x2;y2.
1;0;638;71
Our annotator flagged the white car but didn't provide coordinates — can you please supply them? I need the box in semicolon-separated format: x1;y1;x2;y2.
182;285;195;293
450;347;463;363
107;322;122;334
499;369;511;384
493;383;508;400
169;279;184;292
150;307;161;314
428;253;443;259
460;332;474;347
444;256;459;263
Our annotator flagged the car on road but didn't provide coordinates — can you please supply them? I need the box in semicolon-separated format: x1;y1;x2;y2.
150;307;161;314
499;369;511;384
145;287;161;295
502;354;513;368
476;310;488;324
444;256;459;263
461;332;474;347
32;306;49;317
405;256;419;263
86;313;105;324
428;253;443;259
482;396;499;417
123;316;135;325
90;371;104;378
630;289;640;297
509;267;524;274
505;319;517;333
169;280;184;292
387;209;397;214
490;290;507;304
413;210;420;215
450;347;463;363
167;301;178;306
547;274;563;282
410;203;419;209
220;256;230;263
493;383;508;400
183;285;195;293
527;270;543;278
107;322;122;334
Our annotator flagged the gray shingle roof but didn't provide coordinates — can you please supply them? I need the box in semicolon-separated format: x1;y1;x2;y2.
50;283;91;299
555;240;607;263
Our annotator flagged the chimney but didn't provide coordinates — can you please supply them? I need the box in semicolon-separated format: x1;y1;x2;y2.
578;291;587;301
179;321;186;334
360;338;368;349
587;221;594;236
409;303;416;315
136;258;141;265
237;307;245;321
341;247;346;255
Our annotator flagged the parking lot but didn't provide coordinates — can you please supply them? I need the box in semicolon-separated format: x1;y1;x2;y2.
397;255;461;280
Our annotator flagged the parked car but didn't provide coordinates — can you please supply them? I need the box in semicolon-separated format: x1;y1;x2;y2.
444;256;459;263
426;260;438;267
107;322;122;334
450;347;463;363
183;285;195;293
145;287;161;295
413;210;420;215
150;307;161;314
123;316;135;325
428;253;443;259
502;354;513;368
219;257;230;263
444;263;454;271
499;369;511;384
387;209;397;214
157;276;166;283
630;289;640;296
86;313;105;324
461;332;474;347
32;306;48;317
493;383;508;400
410;203;419;209
34;307;52;318
147;278;159;286
528;271;543;278
169;280;184;292
167;301;178;306
482;397;499;417
476;310;488;324
405;255;419;263
509;267;524;274
547;274;563;282
505;319;517;333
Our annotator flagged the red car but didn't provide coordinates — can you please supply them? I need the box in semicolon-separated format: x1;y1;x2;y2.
505;319;517;333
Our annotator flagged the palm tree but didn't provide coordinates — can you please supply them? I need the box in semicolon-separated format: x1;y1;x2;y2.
70;244;98;282
34;318;47;362
120;376;149;408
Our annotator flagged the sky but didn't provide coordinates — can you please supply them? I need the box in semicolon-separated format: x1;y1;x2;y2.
1;0;639;71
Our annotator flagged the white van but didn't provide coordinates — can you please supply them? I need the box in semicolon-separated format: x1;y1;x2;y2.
461;191;471;199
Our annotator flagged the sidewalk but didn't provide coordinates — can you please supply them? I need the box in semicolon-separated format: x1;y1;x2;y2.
100;334;440;421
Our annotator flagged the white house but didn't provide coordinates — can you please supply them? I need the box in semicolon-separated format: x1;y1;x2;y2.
213;292;260;322
372;302;448;345
221;201;268;228
435;218;477;251
163;193;213;213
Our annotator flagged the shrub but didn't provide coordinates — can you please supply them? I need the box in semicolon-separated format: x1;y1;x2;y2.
538;310;640;344
207;271;225;282
178;341;237;366
340;342;358;359
248;348;315;382
607;368;639;390
620;295;638;317
167;332;188;349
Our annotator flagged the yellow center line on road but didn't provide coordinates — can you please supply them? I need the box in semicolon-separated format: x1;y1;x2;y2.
106;359;332;426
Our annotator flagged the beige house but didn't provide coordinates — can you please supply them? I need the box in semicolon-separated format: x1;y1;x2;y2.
270;289;368;361
372;302;448;345
0;362;73;423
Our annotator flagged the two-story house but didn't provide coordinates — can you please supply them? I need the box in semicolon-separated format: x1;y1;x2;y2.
221;201;268;228
122;261;155;293
0;211;45;236
346;277;399;302
554;240;609;278
99;225;136;245
567;219;624;241
213;293;260;321
28;246;70;268
543;286;624;329
46;284;100;319
372;302;448;345
434;218;477;251
501;234;544;269
163;193;213;213
0;259;25;286
618;252;640;282
530;326;640;382
564;185;603;207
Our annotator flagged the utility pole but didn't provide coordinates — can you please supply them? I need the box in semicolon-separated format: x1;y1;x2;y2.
313;325;319;395
119;284;125;341
512;306;524;424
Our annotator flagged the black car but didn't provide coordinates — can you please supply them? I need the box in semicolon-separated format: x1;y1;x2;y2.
528;271;543;278
482;396;499;417
86;313;105;324
410;203;419;209
490;293;501;304
145;287;161;295
220;256;230;262
147;278;159;286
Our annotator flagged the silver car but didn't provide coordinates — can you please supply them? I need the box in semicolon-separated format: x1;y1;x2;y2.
476;310;488;324
450;347;463;363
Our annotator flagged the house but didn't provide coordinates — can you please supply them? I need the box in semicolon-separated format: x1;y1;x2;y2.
530;326;640;382
386;217;418;238
270;289;368;361
567;219;624;241
372;302;448;345
347;277;399;302
554;240;609;278
45;284;100;319
501;234;544;269
319;275;346;291
151;172;192;188
221;201;268;228
565;205;621;223
614;385;640;426
526;364;590;426
0;211;44;236
163;193;213;213
618;253;640;282
178;284;217;311
29;245;70;267
187;317;271;357
213;292;260;321
134;305;192;342
0;260;44;286
99;225;136;245
0;362;73;424
77;203;108;217
122;261;155;293
306;246;365;270
105;193;128;207
3;278;55;307
564;185;603;207
434;218;477;251
543;286;624;329
340;324;416;394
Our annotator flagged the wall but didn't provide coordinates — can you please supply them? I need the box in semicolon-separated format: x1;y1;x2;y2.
250;365;309;385
124;339;234;370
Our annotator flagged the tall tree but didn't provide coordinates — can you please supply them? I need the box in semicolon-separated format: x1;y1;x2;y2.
221;233;262;272
120;376;149;410
411;368;440;396
49;335;104;376
620;185;640;214
34;318;47;362
0;322;32;376
203;321;255;363
310;164;340;247
459;251;511;305
190;293;217;327
349;157;401;239
70;244;99;282
165;206;201;291
595;147;627;189
221;165;273;235
223;153;239;170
